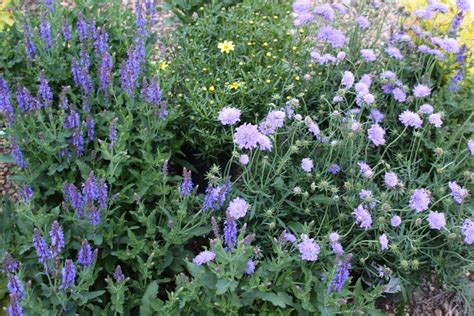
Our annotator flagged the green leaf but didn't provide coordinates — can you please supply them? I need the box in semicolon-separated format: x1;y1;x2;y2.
215;279;238;295
140;281;159;316
255;291;293;308
0;153;14;163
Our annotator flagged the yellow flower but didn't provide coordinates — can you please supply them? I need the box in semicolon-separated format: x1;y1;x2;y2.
209;86;215;92
227;82;241;90
266;52;272;57
294;76;300;81
218;40;235;54
159;61;169;70
263;42;269;47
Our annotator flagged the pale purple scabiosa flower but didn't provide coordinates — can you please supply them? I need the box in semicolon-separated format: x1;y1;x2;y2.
193;250;216;265
384;172;399;188
114;265;125;282
385;47;403;60
361;49;376;62
298;235;320;262
59;259;75;290
379;234;389;250
78;240;94;268
227;197;249;220
218;107;241;125
259;110;286;135
391;215;402;227
245;259;255;275
413;84;431;98
234;123;260;149
328;163;341;174
23;21;36;61
419;104;434;115
457;0;471;12
331;242;344;255
467;140;474;155
341;71;354;89
409;189;431;213
239;154;249;165
40;14;52;50
314;4;334;21
301;158;313;173
49;221;64;257
367;124;386;146
33;228;50;268
399;110;423;128
357;162;374;178
356;16;370;29
328;254;352;293
461;219;474;244
180;168;193;197
283;231;297;243
332;3;346;14
7;274;25;299
307;121;321;139
427;211;446;230
428;113;443;128
448;181;469;204
329;232;340;243
353;205;372;230
370;109;384;123
7;293;23;316
318;26;346;49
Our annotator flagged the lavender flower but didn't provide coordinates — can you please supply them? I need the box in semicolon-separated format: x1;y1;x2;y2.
86;115;95;141
448;181;468;204
83;171;98;203
245;259;255;275
88;204;101;226
33;228;50;268
80;45;90;69
71;59;81;86
23;21;36;61
462;219;474;244
109;118;118;148
399;110;423;128
327;163;341;174
379;234;389;250
44;0;54;12
218;107;241;125
120;47;141;96
409;189;431;213
67;183;84;216
80;67;93;95
10;143;27;170
77;14;88;43
62;17;72;42
384;172;399;188
0;77;15;125
227;197;249;220
49;221;64;257
391;215;402;227
180;168;194;197
367;124;386;146
224;215;237;250
1;252;19;274
142;76;161;106
78;240;94;267
40;14;52;50
328;254;351;292
193;250;216;265
413;84;431;98
94;29;109;56
98;179;108;210
298;235;320;261
72;128;84;156
114;265;125;282
7;274;25;299
427;211;446;230
60;259;75;290
64;105;79;129
7;293;23;316
353;205;372;230
39;70;53;108
301;158;313;173
15;85;31;113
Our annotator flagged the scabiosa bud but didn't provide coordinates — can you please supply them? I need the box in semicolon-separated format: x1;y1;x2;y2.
227;197;249;220
180;168;194;197
96;52;112;94
409;189;431;213
33;228;50;268
379;234;389;250
7;274;25;299
448;181;468;204
23;21;36;61
298;235;320;261
193;250;216;265
1;252;19;274
77;13;88;43
108;118;118;148
62;17;72;42
384;172;399;188
427;211;446;230
0;77;15;125
301;158;313;173
328;254;352;292
399;110;423;128
245;259;255;275
78;240;94;267
72;127;84;156
218;107;241;125
7;293;23;316
98;179;108;210
39;70;52;108
40;14;52;50
391;215;402;227
49;221;65;257
59;259;75;290
224;215;237;250
461;219;474;244
353;205;372;230
10;143;27;170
